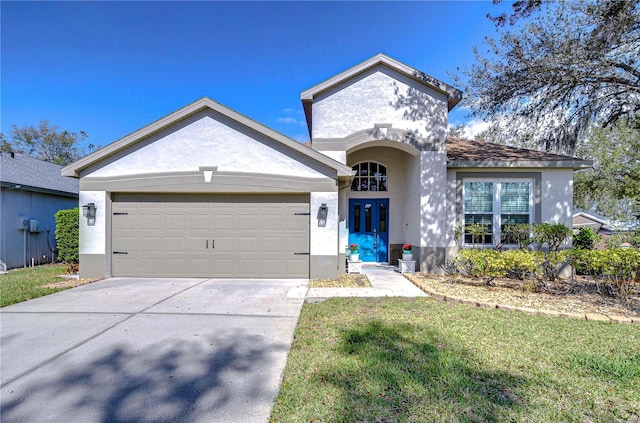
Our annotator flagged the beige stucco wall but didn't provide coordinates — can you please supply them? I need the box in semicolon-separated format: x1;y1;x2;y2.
541;169;574;228
85;110;331;179
419;151;448;248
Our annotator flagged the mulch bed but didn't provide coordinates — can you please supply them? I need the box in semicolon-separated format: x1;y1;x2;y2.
407;273;640;318
310;273;371;288
42;276;101;289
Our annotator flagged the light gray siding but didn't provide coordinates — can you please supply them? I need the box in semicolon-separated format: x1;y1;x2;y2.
0;188;77;270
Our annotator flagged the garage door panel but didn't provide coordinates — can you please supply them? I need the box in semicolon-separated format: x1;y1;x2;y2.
185;236;209;252
261;215;283;231
185;258;210;276
112;235;137;250
111;193;309;278
261;237;283;252
284;236;308;253
137;236;165;252
284;258;309;278
140;215;162;229
206;236;232;252
187;215;209;230
162;215;185;230
113;215;138;230
210;214;233;230
207;257;233;276
261;259;283;277
235;237;259;253
286;215;309;232
234;215;258;230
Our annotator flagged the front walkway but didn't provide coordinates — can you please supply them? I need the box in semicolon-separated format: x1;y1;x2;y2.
306;263;427;299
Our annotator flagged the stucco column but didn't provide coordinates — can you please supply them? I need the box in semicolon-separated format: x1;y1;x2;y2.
419;151;448;272
309;191;339;278
79;190;108;278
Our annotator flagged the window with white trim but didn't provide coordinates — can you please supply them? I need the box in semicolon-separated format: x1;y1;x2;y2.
463;179;533;246
351;162;387;191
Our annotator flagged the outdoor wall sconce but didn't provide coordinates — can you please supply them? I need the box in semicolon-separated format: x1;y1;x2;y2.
82;203;96;224
317;203;328;227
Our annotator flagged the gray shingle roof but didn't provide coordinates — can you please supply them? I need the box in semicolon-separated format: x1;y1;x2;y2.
446;137;592;169
0;152;78;196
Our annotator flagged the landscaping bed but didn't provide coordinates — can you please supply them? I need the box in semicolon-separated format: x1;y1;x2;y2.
406;273;640;319
309;273;371;288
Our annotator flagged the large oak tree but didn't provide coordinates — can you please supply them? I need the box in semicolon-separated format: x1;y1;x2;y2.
458;0;640;155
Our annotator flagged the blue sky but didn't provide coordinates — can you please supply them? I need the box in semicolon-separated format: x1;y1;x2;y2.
2;1;510;149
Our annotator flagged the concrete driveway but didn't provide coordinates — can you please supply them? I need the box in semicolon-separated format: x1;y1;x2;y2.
0;277;308;423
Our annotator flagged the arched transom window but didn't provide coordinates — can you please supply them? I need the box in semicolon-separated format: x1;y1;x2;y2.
351;162;387;192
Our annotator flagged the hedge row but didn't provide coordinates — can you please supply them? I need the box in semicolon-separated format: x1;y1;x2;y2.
453;248;640;300
455;249;569;282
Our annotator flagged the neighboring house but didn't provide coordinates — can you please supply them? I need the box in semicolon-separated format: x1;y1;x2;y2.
62;54;592;279
573;209;615;249
1;152;79;271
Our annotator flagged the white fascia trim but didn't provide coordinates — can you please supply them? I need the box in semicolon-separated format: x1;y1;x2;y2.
447;160;593;170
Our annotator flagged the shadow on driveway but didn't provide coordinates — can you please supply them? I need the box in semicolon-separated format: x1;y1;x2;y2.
2;327;289;423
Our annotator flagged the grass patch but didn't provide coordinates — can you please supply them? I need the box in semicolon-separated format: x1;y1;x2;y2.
0;264;73;307
271;297;640;422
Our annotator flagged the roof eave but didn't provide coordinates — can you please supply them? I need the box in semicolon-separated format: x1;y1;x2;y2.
447;160;593;169
0;181;78;197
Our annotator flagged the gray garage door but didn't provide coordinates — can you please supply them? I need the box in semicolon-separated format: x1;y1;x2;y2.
111;193;310;278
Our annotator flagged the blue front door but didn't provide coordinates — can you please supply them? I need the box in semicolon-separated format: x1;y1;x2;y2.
348;199;389;262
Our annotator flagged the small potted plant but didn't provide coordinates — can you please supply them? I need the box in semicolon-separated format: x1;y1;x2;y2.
349;243;360;261
402;243;413;261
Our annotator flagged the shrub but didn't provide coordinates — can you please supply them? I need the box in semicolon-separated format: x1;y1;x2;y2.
541;250;571;282
533;223;572;251
573;227;599;250
569;248;640;301
501;249;544;280
455;249;505;284
501;224;535;250
55;208;79;267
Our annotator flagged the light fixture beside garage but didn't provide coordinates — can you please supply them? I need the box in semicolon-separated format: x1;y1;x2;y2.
317;203;328;227
82;203;96;225
199;166;218;183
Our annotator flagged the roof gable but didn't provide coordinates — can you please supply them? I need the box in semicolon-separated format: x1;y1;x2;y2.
301;54;462;136
62;97;352;178
301;53;462;109
1;152;78;196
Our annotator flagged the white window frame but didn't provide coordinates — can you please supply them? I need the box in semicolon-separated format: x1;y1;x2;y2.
462;178;534;247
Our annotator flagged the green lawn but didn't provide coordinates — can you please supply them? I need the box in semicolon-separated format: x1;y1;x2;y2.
271;297;640;422
0;264;71;307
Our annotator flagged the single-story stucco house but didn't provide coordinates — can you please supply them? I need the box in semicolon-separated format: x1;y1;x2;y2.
1;151;79;271
62;54;592;279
